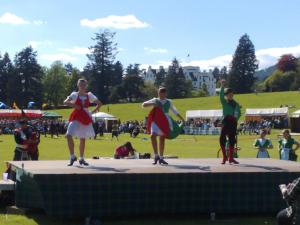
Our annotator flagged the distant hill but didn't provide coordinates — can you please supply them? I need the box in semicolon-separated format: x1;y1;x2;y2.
255;64;276;81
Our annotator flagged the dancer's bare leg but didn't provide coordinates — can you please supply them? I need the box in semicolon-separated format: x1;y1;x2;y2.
151;134;158;155
159;136;168;165
159;136;165;157
79;138;89;166
67;135;77;166
151;134;160;164
67;135;74;155
79;138;85;158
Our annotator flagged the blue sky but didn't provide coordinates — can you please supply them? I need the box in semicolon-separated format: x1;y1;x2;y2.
0;0;300;70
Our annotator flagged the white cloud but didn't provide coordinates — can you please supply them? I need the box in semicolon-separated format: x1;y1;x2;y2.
41;53;77;62
256;45;300;69
144;47;168;54
28;40;53;49
141;44;300;71
59;47;91;55
0;12;29;25
80;15;150;29
33;20;47;26
0;12;46;26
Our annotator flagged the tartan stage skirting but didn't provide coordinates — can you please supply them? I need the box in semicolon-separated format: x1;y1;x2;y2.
9;159;300;218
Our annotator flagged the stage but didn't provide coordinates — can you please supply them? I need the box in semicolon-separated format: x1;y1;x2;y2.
9;158;300;218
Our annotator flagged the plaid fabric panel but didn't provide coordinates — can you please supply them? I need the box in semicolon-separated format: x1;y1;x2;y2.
15;170;300;218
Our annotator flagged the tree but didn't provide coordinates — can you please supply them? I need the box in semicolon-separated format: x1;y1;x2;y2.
14;46;44;108
86;30;117;103
66;68;81;94
264;70;298;92
122;64;145;102
64;63;74;75
228;34;258;93
199;83;209;97
110;64;145;102
277;54;298;72
165;58;191;98
0;53;15;104
220;66;228;79
154;67;166;87
212;67;220;81
43;61;68;107
111;61;123;86
143;81;157;99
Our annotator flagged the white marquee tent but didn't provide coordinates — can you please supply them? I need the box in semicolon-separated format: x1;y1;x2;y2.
245;107;288;121
92;112;118;132
92;112;117;121
186;109;223;120
245;107;288;116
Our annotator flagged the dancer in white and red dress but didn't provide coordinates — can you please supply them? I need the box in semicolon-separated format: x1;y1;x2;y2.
64;78;102;166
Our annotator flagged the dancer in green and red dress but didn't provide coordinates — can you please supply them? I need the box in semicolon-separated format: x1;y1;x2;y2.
64;78;102;166
219;80;241;164
142;86;185;165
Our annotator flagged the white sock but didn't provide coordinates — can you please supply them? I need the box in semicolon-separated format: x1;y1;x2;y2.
70;154;76;160
160;155;164;160
80;157;84;160
155;154;159;158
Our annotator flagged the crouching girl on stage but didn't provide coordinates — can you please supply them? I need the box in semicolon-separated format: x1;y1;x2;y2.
253;129;273;158
64;78;102;166
219;80;241;164
114;142;138;159
142;86;185;165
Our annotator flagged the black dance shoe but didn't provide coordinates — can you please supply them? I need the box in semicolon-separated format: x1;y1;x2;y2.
79;159;89;166
159;158;168;165
68;156;77;166
229;159;239;164
153;155;160;165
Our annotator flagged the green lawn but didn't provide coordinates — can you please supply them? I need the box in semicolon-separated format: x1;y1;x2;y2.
51;90;300;121
0;130;296;225
0;212;277;225
0;129;295;172
2;90;300;225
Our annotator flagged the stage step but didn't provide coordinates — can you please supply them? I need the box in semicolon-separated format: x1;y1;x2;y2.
0;179;15;191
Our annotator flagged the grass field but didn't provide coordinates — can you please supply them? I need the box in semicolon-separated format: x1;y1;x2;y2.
0;130;297;225
2;91;300;224
51;90;300;121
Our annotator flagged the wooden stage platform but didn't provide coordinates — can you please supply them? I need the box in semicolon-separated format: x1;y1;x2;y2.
9;158;300;218
9;158;300;174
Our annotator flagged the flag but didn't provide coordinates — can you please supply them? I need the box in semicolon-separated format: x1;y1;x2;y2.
12;102;19;109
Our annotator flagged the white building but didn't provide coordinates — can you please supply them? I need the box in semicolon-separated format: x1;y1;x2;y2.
141;66;216;95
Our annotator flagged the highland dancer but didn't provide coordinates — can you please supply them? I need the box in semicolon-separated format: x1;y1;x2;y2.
253;129;273;158
142;86;185;165
219;80;241;164
64;78;102;166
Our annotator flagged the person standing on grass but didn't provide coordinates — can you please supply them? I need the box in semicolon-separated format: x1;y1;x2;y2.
219;79;241;164
253;129;273;158
142;86;185;165
64;78;102;166
111;121;119;141
278;129;299;161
